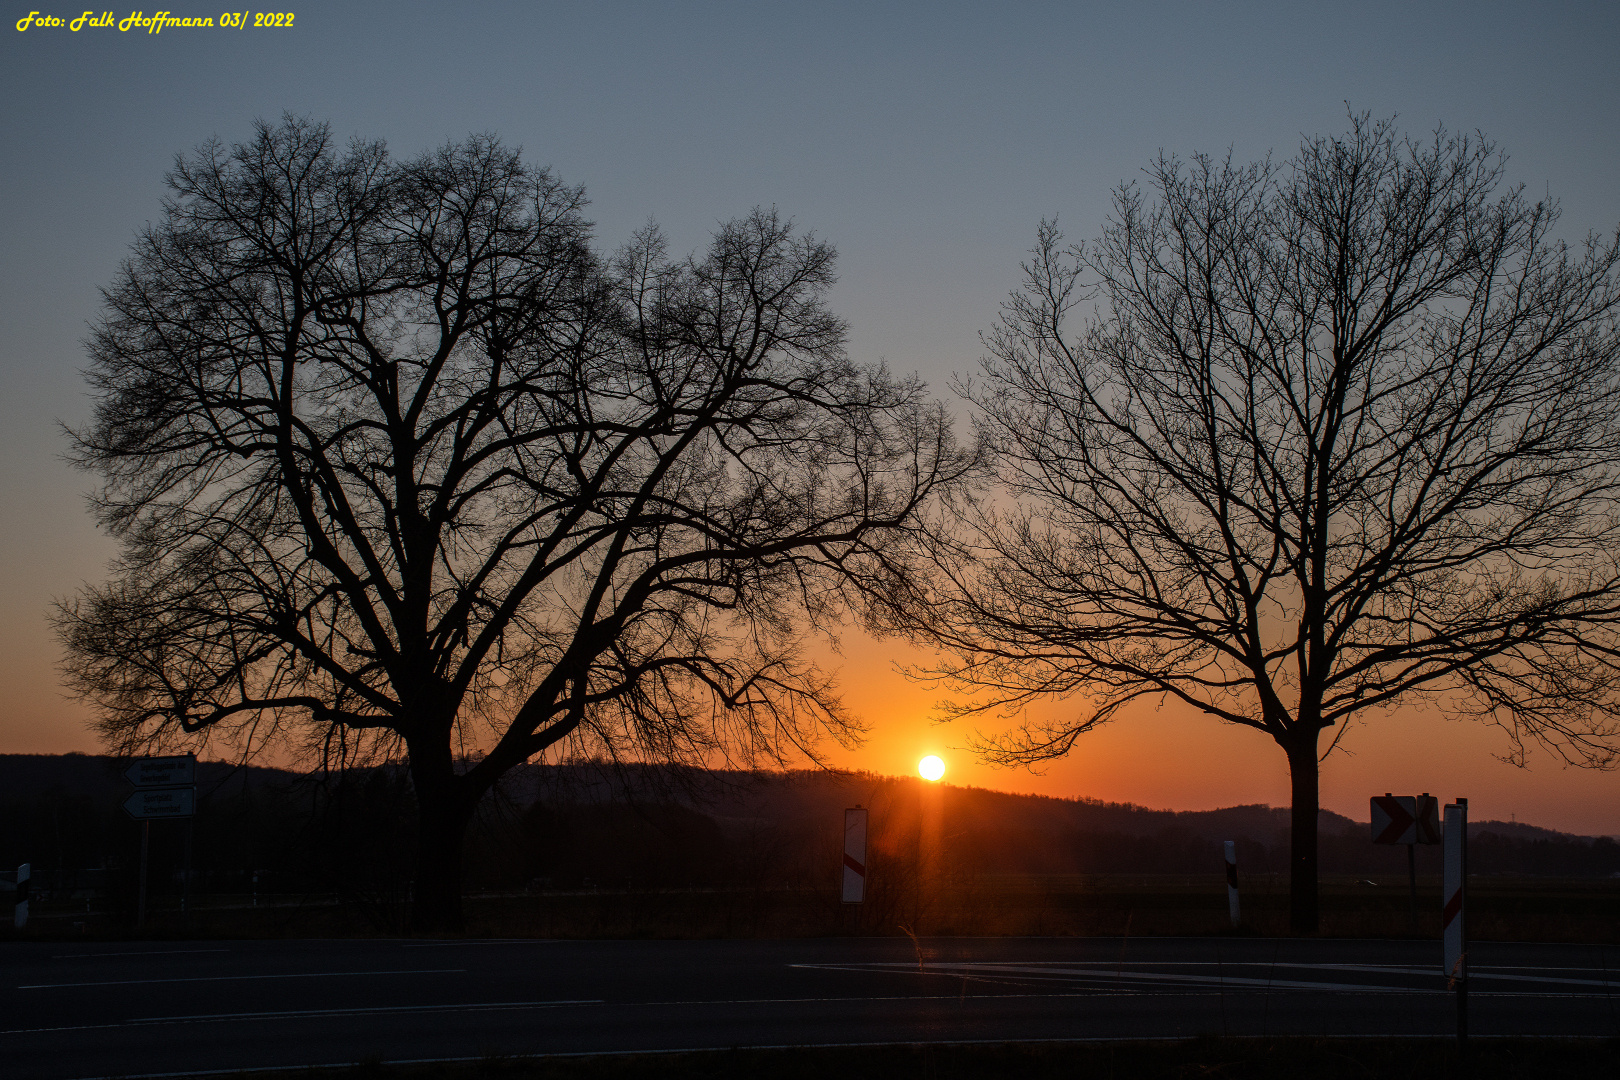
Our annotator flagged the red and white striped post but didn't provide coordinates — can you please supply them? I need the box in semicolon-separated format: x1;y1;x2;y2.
12;863;28;929
1223;841;1239;927
842;806;868;904
1442;798;1468;1048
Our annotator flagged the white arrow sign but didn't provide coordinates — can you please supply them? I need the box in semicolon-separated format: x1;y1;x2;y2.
125;755;195;788
123;786;195;819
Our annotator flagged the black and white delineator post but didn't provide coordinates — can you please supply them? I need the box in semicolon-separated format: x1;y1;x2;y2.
1442;798;1468;1048
12;863;28;929
842;806;868;904
1223;841;1239;927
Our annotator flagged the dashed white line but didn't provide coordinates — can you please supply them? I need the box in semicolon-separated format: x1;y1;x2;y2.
50;949;231;959
20;968;465;989
403;939;563;948
142;999;603;1023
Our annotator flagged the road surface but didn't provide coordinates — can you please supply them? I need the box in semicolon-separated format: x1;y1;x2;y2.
4;936;1618;1078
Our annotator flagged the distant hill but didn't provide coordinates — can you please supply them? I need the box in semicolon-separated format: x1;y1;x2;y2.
4;753;1615;889
0;752;301;801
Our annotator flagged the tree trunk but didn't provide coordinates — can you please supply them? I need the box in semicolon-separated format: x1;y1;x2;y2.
410;790;471;932
1285;734;1321;934
407;735;475;934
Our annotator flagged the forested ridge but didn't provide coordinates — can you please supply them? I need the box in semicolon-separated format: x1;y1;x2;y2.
4;754;1615;904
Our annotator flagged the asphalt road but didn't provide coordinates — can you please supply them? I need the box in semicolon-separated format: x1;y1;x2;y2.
4;936;1618;1079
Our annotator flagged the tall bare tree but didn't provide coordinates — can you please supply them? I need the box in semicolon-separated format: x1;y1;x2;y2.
902;115;1620;931
57;118;969;929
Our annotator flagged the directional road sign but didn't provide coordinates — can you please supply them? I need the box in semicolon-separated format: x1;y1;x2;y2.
125;755;195;787
123;786;195;819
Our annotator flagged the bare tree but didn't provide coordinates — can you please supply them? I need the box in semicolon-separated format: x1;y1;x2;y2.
56;118;969;929
903;115;1620;931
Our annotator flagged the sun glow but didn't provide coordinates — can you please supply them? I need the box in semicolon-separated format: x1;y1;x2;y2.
918;755;945;782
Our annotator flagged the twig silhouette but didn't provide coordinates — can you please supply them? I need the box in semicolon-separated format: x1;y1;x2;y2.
899;923;925;973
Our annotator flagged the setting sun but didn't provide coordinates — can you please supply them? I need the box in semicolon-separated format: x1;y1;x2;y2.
918;755;946;782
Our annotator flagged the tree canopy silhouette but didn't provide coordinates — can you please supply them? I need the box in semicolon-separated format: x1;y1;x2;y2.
57;117;970;929
901;115;1620;931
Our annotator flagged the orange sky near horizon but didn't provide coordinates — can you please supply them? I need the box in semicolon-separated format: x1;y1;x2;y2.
8;618;1617;838
815;630;1620;837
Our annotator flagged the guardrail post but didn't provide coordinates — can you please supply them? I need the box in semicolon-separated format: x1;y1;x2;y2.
13;863;28;929
1224;841;1239;927
1443;797;1468;1053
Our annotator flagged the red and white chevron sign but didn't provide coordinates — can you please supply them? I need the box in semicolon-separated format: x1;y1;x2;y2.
842;806;868;904
1370;794;1416;844
1413;794;1442;845
1443;800;1468;983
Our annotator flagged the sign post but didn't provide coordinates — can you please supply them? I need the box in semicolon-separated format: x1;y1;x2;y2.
137;819;150;929
1443;797;1468;1051
1223;840;1239;927
842;806;868;905
1412;794;1440;932
122;754;197;929
1371;792;1442;933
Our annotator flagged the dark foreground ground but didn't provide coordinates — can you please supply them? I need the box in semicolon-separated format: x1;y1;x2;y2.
221;1038;1620;1080
5;936;1619;1079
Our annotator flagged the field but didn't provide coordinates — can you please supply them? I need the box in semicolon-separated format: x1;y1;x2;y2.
15;872;1619;944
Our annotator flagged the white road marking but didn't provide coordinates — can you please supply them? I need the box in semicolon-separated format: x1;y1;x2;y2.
141;999;604;1022
0;1000;602;1036
19;968;465;989
801;962;1400;994
967;960;1620;990
791;960;1620;994
50;949;231;959
1115;961;1620;990
403;939;563;947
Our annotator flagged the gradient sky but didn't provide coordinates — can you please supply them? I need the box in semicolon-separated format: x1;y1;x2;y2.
4;1;1619;831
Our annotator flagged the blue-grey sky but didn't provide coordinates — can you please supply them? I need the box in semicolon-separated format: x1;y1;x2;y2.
4;1;1619;828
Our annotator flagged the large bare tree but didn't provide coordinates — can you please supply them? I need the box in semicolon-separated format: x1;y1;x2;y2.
57;118;969;929
904;115;1620;931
